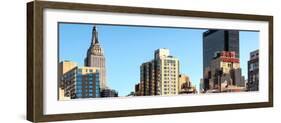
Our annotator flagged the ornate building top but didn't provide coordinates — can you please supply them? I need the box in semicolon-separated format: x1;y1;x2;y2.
87;26;104;56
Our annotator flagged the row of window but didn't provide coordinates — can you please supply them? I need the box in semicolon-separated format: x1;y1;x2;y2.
164;60;177;64
164;78;177;80
76;89;100;93
164;81;176;83
76;93;93;97
163;74;177;76
78;69;94;73
164;88;176;91
76;85;97;89
77;81;94;85
76;93;100;98
63;70;76;79
164;85;176;87
76;77;99;82
77;79;99;82
164;92;177;94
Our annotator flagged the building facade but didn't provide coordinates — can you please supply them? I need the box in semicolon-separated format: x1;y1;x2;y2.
140;60;157;95
58;61;77;100
59;61;101;99
136;48;180;96
203;30;239;74
100;88;118;97
84;26;107;90
202;51;245;93
247;50;259;91
178;74;197;94
156;49;180;95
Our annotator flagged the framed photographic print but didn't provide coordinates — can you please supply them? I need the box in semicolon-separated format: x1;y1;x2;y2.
27;0;273;122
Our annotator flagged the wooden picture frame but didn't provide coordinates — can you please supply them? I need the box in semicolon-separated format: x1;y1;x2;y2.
27;0;273;122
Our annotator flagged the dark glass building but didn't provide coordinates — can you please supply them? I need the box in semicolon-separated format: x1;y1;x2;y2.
203;30;239;73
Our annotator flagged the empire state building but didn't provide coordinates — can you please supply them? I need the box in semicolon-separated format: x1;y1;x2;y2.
85;26;107;90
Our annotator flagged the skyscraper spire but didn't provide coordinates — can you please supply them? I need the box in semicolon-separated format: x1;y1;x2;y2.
91;26;99;45
85;25;107;90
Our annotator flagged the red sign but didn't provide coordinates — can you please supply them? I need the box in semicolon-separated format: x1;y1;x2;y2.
221;58;239;63
220;51;235;58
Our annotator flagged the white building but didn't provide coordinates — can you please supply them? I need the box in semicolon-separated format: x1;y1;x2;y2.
154;48;179;95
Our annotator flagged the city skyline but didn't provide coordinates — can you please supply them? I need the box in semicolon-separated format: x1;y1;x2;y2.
59;23;259;96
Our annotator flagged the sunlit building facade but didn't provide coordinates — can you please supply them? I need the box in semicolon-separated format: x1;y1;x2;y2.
136;48;180;96
58;61;77;100
202;51;246;93
59;61;101;99
178;74;197;94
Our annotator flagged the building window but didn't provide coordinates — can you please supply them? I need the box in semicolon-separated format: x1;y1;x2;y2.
78;69;82;73
77;77;82;81
77;81;82;85
76;93;82;97
76;89;82;93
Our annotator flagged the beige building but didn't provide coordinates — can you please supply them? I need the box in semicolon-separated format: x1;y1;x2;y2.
58;88;71;100
209;52;240;75
178;74;197;94
178;74;190;91
58;61;77;100
137;48;180;96
202;51;245;93
58;61;101;100
156;49;179;95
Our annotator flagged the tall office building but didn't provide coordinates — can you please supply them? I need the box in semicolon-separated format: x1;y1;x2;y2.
140;61;157;95
60;61;101;99
155;49;180;95
84;26;107;90
203;30;239;73
247;50;259;91
136;48;180;96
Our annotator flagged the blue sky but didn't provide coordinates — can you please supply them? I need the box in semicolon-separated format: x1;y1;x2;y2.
59;23;259;96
